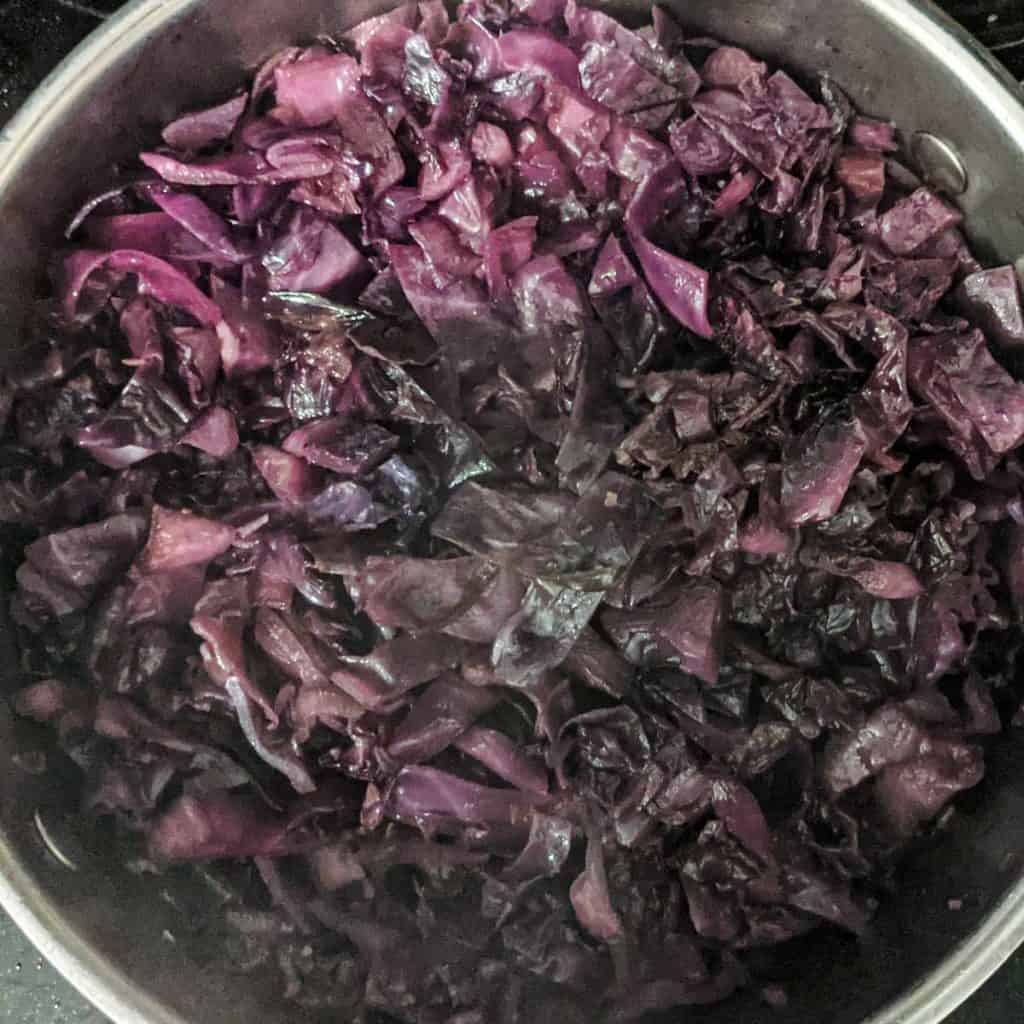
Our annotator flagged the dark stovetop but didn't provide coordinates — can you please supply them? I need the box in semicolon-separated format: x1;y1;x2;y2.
1;0;1024;1022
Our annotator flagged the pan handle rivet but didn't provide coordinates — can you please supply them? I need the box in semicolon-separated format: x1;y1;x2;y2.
910;131;968;196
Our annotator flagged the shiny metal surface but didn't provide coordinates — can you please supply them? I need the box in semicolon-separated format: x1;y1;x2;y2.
1;1;1024;1022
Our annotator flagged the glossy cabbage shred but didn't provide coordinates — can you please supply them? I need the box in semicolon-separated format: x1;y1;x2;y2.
7;0;1024;1018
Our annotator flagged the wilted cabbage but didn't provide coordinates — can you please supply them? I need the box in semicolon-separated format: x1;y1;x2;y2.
6;0;1024;1020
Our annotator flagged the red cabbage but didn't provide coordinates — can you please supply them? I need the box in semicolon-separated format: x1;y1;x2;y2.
9;3;1024;1020
161;94;247;152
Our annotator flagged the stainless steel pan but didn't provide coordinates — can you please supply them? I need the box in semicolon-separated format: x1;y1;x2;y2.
2;1;1024;1021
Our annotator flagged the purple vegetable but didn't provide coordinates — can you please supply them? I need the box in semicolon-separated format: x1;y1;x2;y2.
138;505;235;572
710;777;774;862
282;418;400;475
691;89;788;178
64;249;223;326
668;115;736;176
908;328;1024;455
14;514;147;627
84;212;203;259
252;445;321;505
589;233;639;298
570;836;623;941
10;4;1024;1020
140;151;310;187
454;726;550;794
387;675;497;762
956;265;1024;350
631;236;713;338
264;208;370;295
162;94;247;152
835;149;886;201
780;414;867;525
879;187;963;255
499;29;582;88
331;632;458;708
277;56;404;195
182;405;239;458
848;115;897;151
601;580;725;684
147;185;252;263
385;765;538;825
701;46;766;89
712;168;759;217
